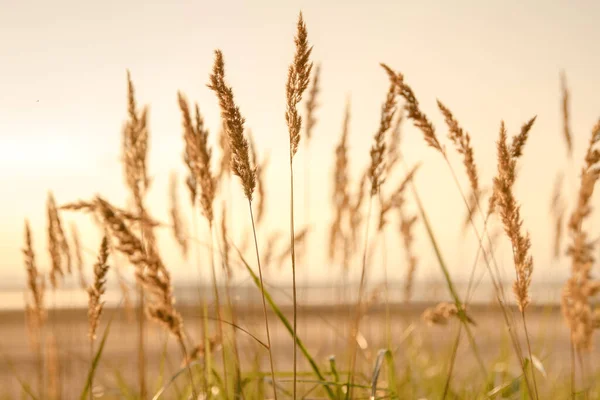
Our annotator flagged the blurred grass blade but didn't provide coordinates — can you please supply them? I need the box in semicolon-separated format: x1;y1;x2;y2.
329;356;343;399
530;355;547;379
151;359;202;400
409;181;486;375
112;369;136;400
79;317;114;400
370;350;386;400
370;349;398;400
384;350;399;399
154;334;170;393
487;377;521;398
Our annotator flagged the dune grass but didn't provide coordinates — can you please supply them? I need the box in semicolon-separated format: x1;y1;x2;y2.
8;12;600;400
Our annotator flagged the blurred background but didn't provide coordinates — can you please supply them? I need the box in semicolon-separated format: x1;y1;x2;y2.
1;0;600;397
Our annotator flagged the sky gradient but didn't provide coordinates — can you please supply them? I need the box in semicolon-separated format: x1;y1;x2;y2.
2;0;600;291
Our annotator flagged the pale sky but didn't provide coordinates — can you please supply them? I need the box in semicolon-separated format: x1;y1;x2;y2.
1;0;600;291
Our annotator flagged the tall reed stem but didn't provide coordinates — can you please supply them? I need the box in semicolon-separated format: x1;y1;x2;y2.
137;209;147;400
137;285;146;399
208;222;229;398
289;153;298;399
192;209;210;395
570;343;575;399
346;195;374;400
89;340;93;400
177;335;198;399
216;216;243;398
248;200;278;400
36;324;44;399
522;312;539;400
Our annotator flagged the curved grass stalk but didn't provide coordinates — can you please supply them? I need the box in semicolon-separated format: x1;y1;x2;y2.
248;201;278;400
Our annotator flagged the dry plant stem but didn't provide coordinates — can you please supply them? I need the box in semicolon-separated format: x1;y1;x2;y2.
381;229;391;348
378;192;391;348
216;228;244;399
177;335;198;399
289;154;298;400
192;210;210;394
438;156;536;395
137;222;147;399
570;343;575;399
137;282;146;398
89;341;93;400
577;350;588;400
522;312;539;400
248;200;278;400
37;332;44;398
208;222;229;398
346;195;374;400
442;323;462;400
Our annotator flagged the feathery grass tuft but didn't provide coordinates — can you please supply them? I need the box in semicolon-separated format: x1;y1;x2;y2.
87;236;110;342
208;50;256;201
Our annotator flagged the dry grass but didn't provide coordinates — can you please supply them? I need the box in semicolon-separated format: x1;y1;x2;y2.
208;50;256;201
562;119;600;351
87;236;109;342
12;12;600;400
168;173;189;259
47;192;71;289
329;99;351;265
492;121;535;312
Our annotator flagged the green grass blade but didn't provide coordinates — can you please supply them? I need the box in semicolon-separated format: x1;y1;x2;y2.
231;243;337;400
370;350;386;400
112;369;136;400
151;359;203;400
329;356;343;399
409;182;487;376
383;350;399;399
369;349;399;400
79;317;114;400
